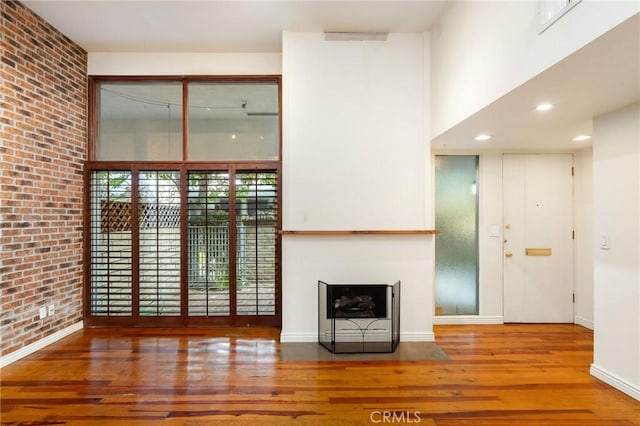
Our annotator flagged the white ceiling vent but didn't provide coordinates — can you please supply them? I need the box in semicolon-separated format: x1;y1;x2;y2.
324;32;388;41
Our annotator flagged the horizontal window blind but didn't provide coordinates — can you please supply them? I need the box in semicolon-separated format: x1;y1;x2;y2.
90;171;133;316
138;171;181;317
236;171;278;316
187;171;231;317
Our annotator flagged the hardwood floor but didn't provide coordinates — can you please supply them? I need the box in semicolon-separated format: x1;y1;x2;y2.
1;324;638;425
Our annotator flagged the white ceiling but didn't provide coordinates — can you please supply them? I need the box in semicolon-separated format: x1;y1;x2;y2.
22;1;640;153
22;1;448;53
433;13;640;153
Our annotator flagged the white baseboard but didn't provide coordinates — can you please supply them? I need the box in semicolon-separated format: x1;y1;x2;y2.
574;316;594;330
280;331;317;343
281;330;435;343
590;363;640;401
400;331;435;342
433;315;504;325
0;321;83;368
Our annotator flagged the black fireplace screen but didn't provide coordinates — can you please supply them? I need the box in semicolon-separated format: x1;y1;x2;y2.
318;280;400;353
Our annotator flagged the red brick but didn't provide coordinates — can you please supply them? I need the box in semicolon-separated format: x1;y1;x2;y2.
1;1;87;357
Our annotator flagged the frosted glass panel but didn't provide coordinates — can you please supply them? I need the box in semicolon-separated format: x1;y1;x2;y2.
188;82;279;161
435;155;479;315
97;82;183;161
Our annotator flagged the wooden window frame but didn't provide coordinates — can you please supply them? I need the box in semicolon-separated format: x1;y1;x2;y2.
88;75;282;162
84;76;282;327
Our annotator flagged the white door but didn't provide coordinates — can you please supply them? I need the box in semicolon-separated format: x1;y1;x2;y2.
503;154;574;323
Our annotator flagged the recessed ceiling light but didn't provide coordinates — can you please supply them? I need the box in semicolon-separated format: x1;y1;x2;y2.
474;134;492;141
572;135;591;142
536;102;554;111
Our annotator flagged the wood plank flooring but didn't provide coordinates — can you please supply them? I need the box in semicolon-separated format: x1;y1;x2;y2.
1;324;638;425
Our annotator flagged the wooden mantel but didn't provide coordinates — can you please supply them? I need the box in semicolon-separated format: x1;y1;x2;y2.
278;230;439;236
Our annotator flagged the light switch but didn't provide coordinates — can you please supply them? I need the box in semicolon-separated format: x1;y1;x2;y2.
600;235;610;250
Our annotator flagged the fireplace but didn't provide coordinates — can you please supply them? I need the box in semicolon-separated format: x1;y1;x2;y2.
328;285;387;319
318;281;400;353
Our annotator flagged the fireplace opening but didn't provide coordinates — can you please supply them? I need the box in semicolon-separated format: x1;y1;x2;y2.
318;280;400;353
327;285;387;318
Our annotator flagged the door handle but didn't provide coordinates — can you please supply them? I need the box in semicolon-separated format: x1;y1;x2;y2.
505;252;513;258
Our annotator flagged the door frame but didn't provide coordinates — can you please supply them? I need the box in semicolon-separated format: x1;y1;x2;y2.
502;154;575;323
83;161;282;327
85;75;282;327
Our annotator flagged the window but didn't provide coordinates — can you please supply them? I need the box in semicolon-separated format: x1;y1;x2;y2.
188;82;279;161
539;0;582;33
96;82;183;161
87;77;281;327
89;171;133;316
234;171;278;316
138;171;181;317
187;171;231;316
434;155;479;316
93;78;279;162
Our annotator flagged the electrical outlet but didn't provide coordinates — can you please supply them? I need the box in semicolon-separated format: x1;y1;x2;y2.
48;304;55;316
39;306;47;319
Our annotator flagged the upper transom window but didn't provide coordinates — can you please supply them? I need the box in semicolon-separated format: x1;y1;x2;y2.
94;78;280;162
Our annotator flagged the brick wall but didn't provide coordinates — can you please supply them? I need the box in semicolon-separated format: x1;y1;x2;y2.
0;1;87;356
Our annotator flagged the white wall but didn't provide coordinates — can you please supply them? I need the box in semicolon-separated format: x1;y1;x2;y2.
283;236;433;341
283;33;428;230
574;147;594;329
478;153;504;320
281;32;434;341
591;102;640;401
88;52;282;75
430;1;640;137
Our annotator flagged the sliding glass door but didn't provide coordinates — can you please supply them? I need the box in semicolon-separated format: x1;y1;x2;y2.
87;76;281;327
187;171;231;317
235;171;278;316
138;171;181;318
84;76;281;326
87;167;280;327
